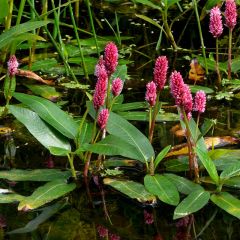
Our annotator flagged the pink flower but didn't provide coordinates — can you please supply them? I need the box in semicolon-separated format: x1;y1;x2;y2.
111;78;123;97
209;6;223;38
97;108;109;130
7;55;19;77
93;64;108;109
94;55;105;77
109;233;121;240
170;71;193;118
153;56;168;91
145;81;157;107
144;210;154;225
225;0;237;29
104;42;118;76
194;90;206;113
97;225;108;238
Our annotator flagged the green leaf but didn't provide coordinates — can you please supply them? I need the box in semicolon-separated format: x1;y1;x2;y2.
167;0;180;8
8;201;66;234
22;59;58;72
107;112;154;163
134;0;161;10
220;162;240;180
173;189;210;219
0;21;50;50
0;193;25;203
84;135;146;162
136;15;164;31
111;65;128;81
195;147;219;185
164;173;203;195
154;145;171;169
49;147;71;156
144;174;179;206
117;111;179;122
25;84;61;101
13;93;78;139
201;118;215;136
211;192;240;219
112;102;147;112
78;122;93;146
0;169;72;181
222;176;240;188
103;178;156;203
18;179;76;210
9;105;71;150
4;75;16;100
189;85;214;94
164;158;189;172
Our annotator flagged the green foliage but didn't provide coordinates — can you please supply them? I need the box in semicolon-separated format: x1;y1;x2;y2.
154;145;171;169
144;174;179;206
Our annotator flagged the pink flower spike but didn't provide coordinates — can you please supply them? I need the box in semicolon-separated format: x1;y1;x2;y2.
94;55;105;77
145;81;157;107
153;56;168;91
97;225;108;238
225;0;237;29
194;90;206;113
144;210;154;225
104;42;118;76
97;108;110;130
8;55;19;77
93;64;108;110
209;6;223;38
111;78;123;97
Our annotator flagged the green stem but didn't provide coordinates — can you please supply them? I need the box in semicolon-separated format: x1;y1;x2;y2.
115;11;121;46
192;0;208;74
228;28;233;80
86;0;100;56
69;3;89;81
195;112;200;141
148;106;152;138
67;153;76;179
216;38;221;88
16;0;26;25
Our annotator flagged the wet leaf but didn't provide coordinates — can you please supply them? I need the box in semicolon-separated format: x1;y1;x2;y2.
0;169;71;181
195;147;219;185
8;201;66;234
0;20;50;50
9;105;71;150
144;174;179;206
173;189;210;219
211;192;240;219
13;93;78;139
0;193;25;203
18;179;76;210
164;173;203;195
84;135;146;162
220;162;240;180
103;178;156;204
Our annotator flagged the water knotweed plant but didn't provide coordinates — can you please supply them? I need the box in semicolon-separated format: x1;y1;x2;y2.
225;0;237;79
209;6;223;88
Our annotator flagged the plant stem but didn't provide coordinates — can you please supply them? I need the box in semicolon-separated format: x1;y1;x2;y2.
67;153;76;179
68;2;89;81
228;28;233;80
216;38;221;88
195;112;200;141
86;0;100;56
192;0;208;74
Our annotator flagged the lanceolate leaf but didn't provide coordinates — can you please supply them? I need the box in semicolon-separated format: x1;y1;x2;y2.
9;105;71;150
195;147;219;185
103;178;156;204
13;93;78;139
0;169;72;181
154;145;171;169
84;135;147;162
0;193;25;203
211;192;240;219
106;112;155;163
164;173;203;195
144;174;179;206
173;189;210;219
0;21;50;50
220;162;240;180
18;179;76;210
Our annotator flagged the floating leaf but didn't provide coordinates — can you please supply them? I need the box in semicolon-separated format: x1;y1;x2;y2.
211;192;240;219
164;173;203;195
18;179;76;210
144;174;179;206
9;105;71;150
8;201;66;234
0;169;71;181
103;178;156;204
173;189;210;219
13;93;78;139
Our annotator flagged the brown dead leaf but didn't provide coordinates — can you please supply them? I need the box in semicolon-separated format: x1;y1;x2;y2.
188;59;205;83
